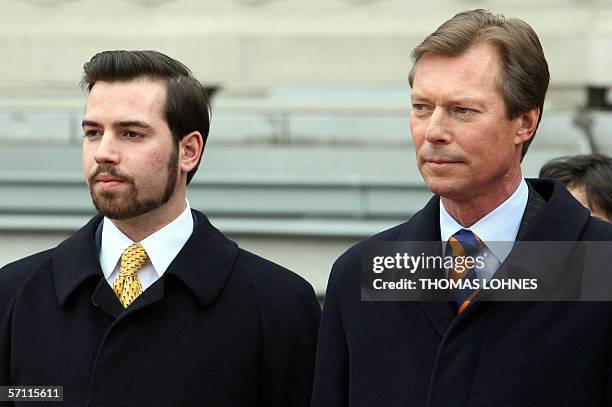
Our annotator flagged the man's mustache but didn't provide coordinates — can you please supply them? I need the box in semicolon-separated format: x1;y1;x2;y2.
89;166;134;185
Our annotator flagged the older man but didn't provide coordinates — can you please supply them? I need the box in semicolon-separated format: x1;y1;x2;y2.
312;9;612;407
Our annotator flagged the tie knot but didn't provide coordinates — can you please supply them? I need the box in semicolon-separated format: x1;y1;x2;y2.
119;243;149;277
447;229;482;257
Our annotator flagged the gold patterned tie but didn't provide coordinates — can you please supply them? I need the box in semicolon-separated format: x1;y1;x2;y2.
113;243;148;308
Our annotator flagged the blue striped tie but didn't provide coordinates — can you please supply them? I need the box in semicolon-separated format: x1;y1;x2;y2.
446;229;483;313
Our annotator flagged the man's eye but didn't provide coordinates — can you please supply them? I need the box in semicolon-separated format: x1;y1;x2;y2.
123;131;142;138
454;107;472;114
413;104;426;111
84;130;101;137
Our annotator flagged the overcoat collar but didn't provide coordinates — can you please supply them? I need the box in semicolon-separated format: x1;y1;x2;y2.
395;178;591;337
396;179;590;243
53;210;239;308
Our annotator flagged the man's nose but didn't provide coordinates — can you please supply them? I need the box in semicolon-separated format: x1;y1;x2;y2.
93;133;120;165
424;108;451;144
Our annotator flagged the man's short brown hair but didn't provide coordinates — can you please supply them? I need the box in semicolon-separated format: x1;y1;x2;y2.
408;9;550;159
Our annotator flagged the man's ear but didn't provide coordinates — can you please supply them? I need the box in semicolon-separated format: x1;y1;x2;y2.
514;107;540;146
178;131;204;174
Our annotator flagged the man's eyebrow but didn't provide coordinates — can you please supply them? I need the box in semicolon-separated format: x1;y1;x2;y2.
409;95;484;106
115;120;152;129
81;120;152;129
81;120;100;128
448;97;483;106
410;93;435;103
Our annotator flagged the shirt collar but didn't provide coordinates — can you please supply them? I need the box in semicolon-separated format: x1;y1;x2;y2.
99;201;194;279
439;179;528;262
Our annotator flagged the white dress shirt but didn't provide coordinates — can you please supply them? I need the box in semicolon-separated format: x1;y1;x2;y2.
440;179;529;278
100;201;194;291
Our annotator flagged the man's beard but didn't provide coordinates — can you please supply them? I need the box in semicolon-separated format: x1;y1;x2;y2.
88;148;178;220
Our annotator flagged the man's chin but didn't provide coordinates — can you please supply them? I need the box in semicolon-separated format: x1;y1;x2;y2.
92;197;134;220
425;179;468;201
93;205;133;221
91;195;165;221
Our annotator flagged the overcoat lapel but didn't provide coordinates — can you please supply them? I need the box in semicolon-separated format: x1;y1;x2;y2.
396;196;455;338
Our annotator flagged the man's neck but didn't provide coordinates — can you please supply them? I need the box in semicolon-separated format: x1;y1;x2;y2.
441;175;523;228
110;195;187;243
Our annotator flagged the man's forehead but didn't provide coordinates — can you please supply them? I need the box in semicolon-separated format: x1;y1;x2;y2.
417;42;500;72
411;43;503;98
89;77;166;98
85;77;167;117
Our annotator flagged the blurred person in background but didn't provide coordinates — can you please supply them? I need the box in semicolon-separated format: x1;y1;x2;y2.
540;153;612;222
0;50;320;407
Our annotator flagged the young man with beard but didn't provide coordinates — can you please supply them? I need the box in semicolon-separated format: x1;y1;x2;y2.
312;10;612;407
0;50;320;406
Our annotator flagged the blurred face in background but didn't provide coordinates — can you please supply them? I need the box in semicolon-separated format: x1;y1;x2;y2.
81;78;179;220
567;184;611;222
